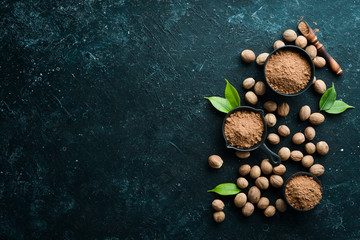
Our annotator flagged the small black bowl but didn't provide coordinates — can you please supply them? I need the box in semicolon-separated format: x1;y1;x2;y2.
283;172;323;211
263;45;315;97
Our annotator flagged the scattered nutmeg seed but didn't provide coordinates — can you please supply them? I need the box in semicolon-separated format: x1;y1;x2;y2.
263;101;277;112
302;155;314;168
299;105;311;121
277;102;290;117
235;151;250;159
255;177;269;190
273;40;285;50
283;29;297;42
242;202;255;217
250;165;261;179
270;175;284;188
212;199;225;211
309;164;325;177
260;159;273;175
305;45;317;59
316;141;329;155
254;81;266;96
243;77;255;89
239;164;251;176
314;80;327;95
273;164;286;175
213;211;225;223
264;113;277;127
290;150;303;162
278;125;290;137
248;186;261;204
234;193;247;208
304;126;316;141
309;113;325;125
278;147;291;161
245;91;258;105
256;53;269;66
292;132;306;145
295;35;307;48
313;76;317;84
305;142;316;155
267;133;280;145
241;49;256;63
236;177;249;189
257;197;270;210
275;199;287;213
208;155;223;168
313;56;326;68
264;205;276;217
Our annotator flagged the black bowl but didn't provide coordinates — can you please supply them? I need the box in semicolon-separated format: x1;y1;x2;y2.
263;45;315;97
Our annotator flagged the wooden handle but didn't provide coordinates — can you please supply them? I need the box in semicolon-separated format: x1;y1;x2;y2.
313;39;343;76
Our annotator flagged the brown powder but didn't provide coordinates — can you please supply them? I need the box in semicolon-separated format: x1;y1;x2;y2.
265;49;311;95
298;21;309;35
285;175;322;210
224;110;264;149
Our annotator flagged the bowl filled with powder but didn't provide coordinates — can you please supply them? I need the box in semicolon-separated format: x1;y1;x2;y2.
222;106;281;166
284;172;323;211
264;45;315;96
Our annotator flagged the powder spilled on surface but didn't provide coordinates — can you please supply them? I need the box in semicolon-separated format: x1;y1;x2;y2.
265;49;311;95
224;110;264;149
285;175;322;210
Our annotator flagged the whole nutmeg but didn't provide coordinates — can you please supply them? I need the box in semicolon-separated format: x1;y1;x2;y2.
212;199;225;211
260;159;273;175
242;202;255;217
314;56;326;68
290;150;303;162
245;91;258;105
208;155;223;168
299;105;311;121
257;197;270;210
304;126;316;141
302;155;314;168
213;211;225;223
250;165;261;179
275;199;287;213
243;77;256;89
235;151;250;159
263;101;277;112
254;81;266;96
316;141;329;155
248;186;261;203
273;164;286;175
309;113;325;125
234;192;247;208
273;40;285;50
277;102;290;117
278;125;290;137
241;49;256;63
256;53;269;66
270;175;284;188
264;113;277;127
283;29;297;42
305;45;317;59
239;164;251;176
314;80;327;94
295;35;308;48
313;76;317;84
255;177;269;190
267;133;280;145
292;132;305;145
278;147;291;161
309;164;325;177
305;142;316;155
264;205;276;217
236;177;249;189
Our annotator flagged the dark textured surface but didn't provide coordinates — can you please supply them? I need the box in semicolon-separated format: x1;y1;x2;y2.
1;0;360;239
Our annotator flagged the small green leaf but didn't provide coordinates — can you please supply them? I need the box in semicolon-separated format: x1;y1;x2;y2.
319;83;336;111
204;97;233;113
207;183;241;196
224;79;240;109
325;100;354;114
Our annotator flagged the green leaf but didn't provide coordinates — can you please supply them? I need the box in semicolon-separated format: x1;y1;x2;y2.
319;83;336;111
325;100;354;114
224;79;240;109
207;183;241;196
204;97;233;113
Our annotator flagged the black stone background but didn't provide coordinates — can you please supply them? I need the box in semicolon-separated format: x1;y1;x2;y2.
1;0;360;239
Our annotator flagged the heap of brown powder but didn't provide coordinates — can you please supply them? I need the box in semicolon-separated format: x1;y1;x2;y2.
224;110;264;149
265;49;311;95
285;175;322;210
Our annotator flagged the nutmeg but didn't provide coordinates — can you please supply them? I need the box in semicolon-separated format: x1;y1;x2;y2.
290;150;303;162
302;155;314;168
267;133;280;145
314;79;327;94
256;53;269;66
234;192;247;208
277;102;290;117
305;142;316;155
260;159;273;175
213;211;225;223
309;164;325;177
309;113;325;125
239;164;251;176
263;101;277;112
275;199;287;213
236;177;249;189
270;175;284;188
242;202;255;217
313;76;317;84
283;29;297;42
208;155;223;168
257;197;270;210
305;45;317;59
264;205;276;217
250;165;261;179
245;91;258;105
243;77;255;89
248;186;261;203
273;164;286;175
278;147;291;161
278;125;290;137
264;113;277;127
255;177;269;190
241;49;256;63
304;126;316;141
273;40;285;50
235;151;250;159
299;105;311;121
292;132;305;145
295;35;308;48
313;56;326;68
316;141;329;155
254;81;266;96
212;199;225;211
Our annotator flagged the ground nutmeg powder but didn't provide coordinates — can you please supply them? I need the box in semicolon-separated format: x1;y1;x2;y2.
224;110;264;149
